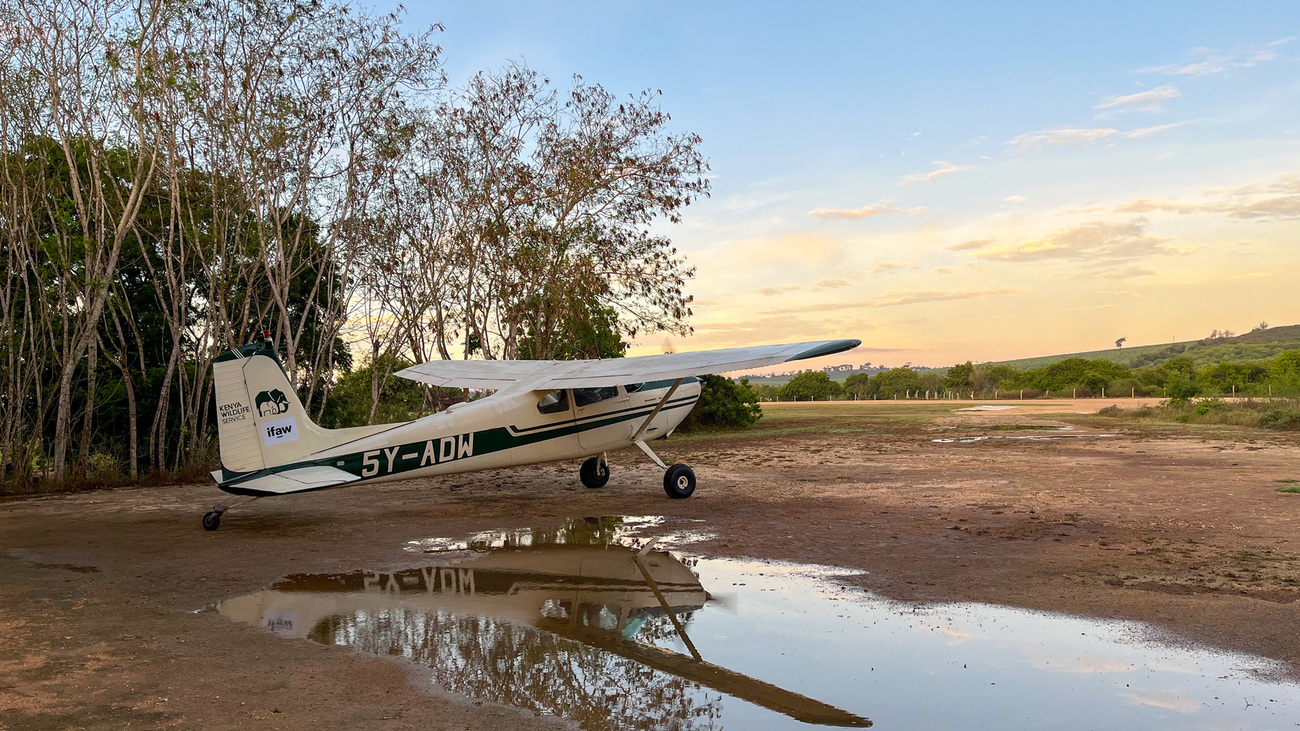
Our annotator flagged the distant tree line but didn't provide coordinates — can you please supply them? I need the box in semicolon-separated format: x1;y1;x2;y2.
755;350;1300;402
0;0;706;486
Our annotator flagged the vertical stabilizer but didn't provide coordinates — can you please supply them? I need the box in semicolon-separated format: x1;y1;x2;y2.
211;338;337;480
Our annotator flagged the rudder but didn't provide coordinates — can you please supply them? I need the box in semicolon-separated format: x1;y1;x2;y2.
212;338;335;480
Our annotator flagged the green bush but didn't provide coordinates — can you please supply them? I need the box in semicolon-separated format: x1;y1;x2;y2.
677;376;762;432
1194;399;1227;416
86;452;121;480
1259;410;1300;431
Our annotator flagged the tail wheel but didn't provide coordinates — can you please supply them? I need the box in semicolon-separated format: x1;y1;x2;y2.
662;463;696;499
580;456;610;489
202;511;222;531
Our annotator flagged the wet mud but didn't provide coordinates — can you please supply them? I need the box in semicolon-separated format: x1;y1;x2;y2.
2;400;1299;729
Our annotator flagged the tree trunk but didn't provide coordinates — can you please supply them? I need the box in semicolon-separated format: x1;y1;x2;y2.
79;336;98;472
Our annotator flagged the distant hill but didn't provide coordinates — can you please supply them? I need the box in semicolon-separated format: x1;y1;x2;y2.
737;325;1300;384
988;325;1300;370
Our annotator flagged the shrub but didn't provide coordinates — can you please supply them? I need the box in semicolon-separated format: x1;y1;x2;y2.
86;452;121;481
1259;410;1300;431
1097;405;1122;416
677;376;763;432
1194;399;1227;416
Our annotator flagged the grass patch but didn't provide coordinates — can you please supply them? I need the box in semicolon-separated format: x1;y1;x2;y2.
988;424;1060;431
1090;398;1300;431
1280;485;1300;494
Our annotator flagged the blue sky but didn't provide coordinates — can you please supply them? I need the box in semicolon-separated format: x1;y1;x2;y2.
391;2;1300;365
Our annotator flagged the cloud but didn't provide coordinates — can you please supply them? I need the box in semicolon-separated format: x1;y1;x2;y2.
1141;38;1292;77
1113;174;1300;220
1004;195;1026;204
897;160;972;186
949;238;993;252
1123;121;1190;138
867;261;914;274
1098;265;1157;279
1115;198;1199;214
1121;692;1201;714
1008;128;1117;153
969;221;1176;263
759;288;1018;315
806;201;926;219
758;285;800;296
811;278;849;290
1096;84;1180;111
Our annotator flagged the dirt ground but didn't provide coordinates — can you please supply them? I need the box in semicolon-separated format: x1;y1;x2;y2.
2;399;1298;729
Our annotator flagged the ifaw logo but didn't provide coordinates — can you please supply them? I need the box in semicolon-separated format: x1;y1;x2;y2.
261;416;299;446
255;389;290;417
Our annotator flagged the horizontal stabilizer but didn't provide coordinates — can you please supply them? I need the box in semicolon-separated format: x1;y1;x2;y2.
224;465;360;496
395;339;861;391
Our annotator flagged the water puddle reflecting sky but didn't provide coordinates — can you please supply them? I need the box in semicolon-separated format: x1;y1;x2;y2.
217;517;1299;730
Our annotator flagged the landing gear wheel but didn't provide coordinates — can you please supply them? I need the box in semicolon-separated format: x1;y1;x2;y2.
202;511;222;531
580;456;610;489
662;463;696;499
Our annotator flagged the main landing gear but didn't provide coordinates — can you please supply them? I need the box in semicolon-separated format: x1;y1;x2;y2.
662;463;696;499
580;454;610;488
635;440;696;499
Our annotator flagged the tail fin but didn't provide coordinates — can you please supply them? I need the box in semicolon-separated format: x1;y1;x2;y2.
212;339;338;481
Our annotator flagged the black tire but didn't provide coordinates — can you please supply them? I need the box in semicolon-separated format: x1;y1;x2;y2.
202;511;222;531
662;463;696;499
580;456;610;489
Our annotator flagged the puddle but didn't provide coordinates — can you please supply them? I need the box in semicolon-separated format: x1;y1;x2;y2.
932;433;1117;443
958;405;1020;411
217;518;1300;729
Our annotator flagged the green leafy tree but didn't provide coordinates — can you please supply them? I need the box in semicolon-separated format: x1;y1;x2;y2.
872;367;924;398
844;372;875;399
320;356;434;429
971;364;1019;393
517;293;627;360
1268;350;1300;387
777;372;843;401
1166;376;1201;403
943;362;974;391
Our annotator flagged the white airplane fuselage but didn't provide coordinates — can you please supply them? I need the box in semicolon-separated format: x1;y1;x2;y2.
216;371;701;497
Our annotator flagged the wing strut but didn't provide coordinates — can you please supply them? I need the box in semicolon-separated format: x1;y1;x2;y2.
631;377;684;442
632;545;703;662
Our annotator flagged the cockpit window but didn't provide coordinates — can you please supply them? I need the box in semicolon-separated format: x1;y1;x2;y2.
537;390;569;415
573;386;619;407
623;383;645;393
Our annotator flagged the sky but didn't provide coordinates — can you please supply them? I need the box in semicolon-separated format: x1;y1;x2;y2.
391;1;1300;368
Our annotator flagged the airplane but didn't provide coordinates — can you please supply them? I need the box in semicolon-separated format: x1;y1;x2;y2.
204;333;860;530
217;525;872;727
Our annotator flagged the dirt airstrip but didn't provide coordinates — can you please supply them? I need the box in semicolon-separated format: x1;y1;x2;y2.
2;399;1298;729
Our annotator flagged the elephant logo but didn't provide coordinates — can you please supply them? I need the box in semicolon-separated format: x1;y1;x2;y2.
255;389;290;417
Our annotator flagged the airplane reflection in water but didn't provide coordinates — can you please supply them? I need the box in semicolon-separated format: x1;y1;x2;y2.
218;518;871;729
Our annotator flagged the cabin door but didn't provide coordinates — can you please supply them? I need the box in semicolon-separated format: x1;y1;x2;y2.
575;386;631;451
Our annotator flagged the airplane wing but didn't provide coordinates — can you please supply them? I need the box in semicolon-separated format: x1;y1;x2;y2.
394;339;861;392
